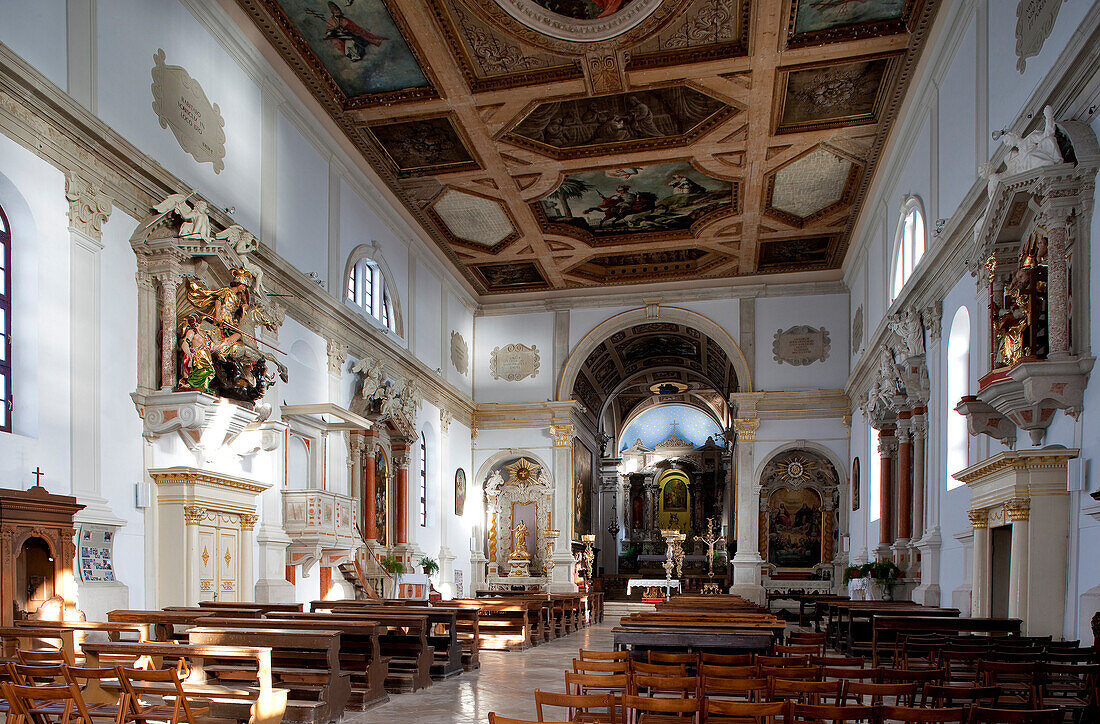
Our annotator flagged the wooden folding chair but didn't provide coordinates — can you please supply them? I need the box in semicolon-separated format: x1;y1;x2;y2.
822;667;882;683
755;655;809;668
3;682;107;724
699;664;756;679
631;661;687;677
877;705;966;723
758;665;820;681
775;645;820;657
702;699;785;724
116;667;209;724
812;656;865;668
700;653;752;666
488;714;570;724
65;667;128;721
977;661;1037;708
965;708;1061;724
768;678;840;706
629;675;698;699
566;672;629;698
581;650;630;662
10;663;70;686
1036;662;1099;721
840;681;917;707
576;659;631;675
924;684;1000;709
623;693;699;724
18;650;73;667
534;689;617;723
699;675;768;703
787;702;876;723
649;652;698;667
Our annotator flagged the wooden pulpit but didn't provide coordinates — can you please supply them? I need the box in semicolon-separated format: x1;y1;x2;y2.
0;485;84;625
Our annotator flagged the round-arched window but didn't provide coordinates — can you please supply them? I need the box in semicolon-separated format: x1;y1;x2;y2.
891;198;926;301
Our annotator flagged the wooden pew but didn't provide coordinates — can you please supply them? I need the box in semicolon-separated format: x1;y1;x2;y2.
187;627;350;724
277;611;432;692
198;602;305;615
0;625;76;662
8;620;155;662
448;598;540;651
107;609;223;641
613;611;782;658
306;604;462;680
81;640;287;724
873;615;1023;666
826;602;959;656
200;617;389;710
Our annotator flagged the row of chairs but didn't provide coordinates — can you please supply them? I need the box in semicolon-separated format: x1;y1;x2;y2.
0;657;205;724
492;697;1065;723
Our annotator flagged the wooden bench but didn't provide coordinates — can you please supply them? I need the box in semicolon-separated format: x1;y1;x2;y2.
198;602;305;615
873;615;1023;666
307;604;462;680
827;602;959;656
187;627;350;724
615;610;785;657
277;611;432;693
0;625;76;662
108;609;222;642
201;617;389;711
8;620;155;662
448;599;539;651
81;640;287;724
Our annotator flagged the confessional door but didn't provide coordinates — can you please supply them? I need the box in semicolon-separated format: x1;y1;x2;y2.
196;514;241;603
990;526;1012;619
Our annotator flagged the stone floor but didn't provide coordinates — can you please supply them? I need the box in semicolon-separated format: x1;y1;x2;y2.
345;617;621;724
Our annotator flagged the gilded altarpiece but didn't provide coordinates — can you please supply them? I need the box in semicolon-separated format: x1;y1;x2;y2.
486;458;553;586
758;450;838;579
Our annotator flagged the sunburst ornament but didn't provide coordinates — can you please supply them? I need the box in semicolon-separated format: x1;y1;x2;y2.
506;458;540;484
781;454;817;482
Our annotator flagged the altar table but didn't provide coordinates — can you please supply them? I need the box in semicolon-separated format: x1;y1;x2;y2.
626;579;681;596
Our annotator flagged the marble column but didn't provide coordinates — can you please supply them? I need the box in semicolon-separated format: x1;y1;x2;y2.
730;419;764;605
1007;499;1030;625
438;409;455;598
1043;221;1071;358
158;273;180;391
643;478;657;534
239;514;257;603
598;459;621;576
363;433;377;540
911;411;926;542
877;430;897;557
969;509;991;617
896;418;912;543
393;447;410;546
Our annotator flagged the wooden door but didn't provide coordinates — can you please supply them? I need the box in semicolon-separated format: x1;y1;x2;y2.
217;527;239;603
196;517;240;603
197;525;217;602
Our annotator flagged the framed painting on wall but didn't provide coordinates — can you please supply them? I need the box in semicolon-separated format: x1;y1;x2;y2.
455;468;466;516
851;457;860;511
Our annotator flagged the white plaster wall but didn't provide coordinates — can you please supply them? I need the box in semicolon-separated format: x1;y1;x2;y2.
96;0;263;233
446;420;474;596
755;294;849;391
936;16;977;219
98;211;146;608
568;306;634;351
448;292;474;397
0;0;67;90
276;112;329;284
415;265;443;373
473;313;555;403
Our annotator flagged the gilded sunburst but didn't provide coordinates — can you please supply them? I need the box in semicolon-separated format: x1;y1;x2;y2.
506;458;540;484
781;454;818;483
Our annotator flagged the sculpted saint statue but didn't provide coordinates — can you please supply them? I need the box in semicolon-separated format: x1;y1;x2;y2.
353;357;385;402
511;521;531;560
179;268;288;402
1001;106;1063;175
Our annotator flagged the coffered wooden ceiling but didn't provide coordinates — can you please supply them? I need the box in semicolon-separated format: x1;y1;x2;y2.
237;0;938;295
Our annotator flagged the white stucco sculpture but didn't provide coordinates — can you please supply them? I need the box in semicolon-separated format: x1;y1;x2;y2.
1001;105;1063;175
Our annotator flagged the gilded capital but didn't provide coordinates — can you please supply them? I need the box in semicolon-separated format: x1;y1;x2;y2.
733;418;760;442
549;424;575;447
1005;498;1030;522
239;513;259;531
184;506;207;525
967;508;989;529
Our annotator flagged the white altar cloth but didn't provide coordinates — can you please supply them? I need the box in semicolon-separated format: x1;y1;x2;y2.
626;578;681;595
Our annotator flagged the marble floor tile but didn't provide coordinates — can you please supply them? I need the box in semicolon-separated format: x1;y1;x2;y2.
344;618;621;724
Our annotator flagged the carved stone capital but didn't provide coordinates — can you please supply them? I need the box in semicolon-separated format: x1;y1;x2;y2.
440;408;453;434
549;424;575;447
184;506;207;525
921;302;942;343
239;514;259;531
733;417;760;442
65;172;112;241
967;509;989;529
1005;498;1030;522
326;339;348;376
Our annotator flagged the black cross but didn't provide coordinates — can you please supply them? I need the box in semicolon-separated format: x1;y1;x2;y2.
31;467;44;486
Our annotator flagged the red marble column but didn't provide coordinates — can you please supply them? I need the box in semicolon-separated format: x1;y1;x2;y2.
878;429;896;547
897;414;913;541
363;434;377;540
394;446;410;545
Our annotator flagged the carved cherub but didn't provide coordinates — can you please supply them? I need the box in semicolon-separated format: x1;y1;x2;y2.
378;382;399;419
1001;105;1062;175
216;225;266;298
353;357;385;401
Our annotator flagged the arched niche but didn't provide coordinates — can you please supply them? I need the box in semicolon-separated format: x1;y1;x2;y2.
482;454;554;579
757;448;839;581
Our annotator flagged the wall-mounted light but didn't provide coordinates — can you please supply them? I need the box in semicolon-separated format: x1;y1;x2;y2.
991;129;1007;141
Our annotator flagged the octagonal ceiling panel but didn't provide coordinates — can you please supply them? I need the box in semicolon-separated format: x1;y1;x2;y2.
430;188;518;250
236;0;940;297
767;146;860;225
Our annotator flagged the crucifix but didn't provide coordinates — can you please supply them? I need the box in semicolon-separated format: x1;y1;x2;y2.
30;468;45;487
694;517;725;578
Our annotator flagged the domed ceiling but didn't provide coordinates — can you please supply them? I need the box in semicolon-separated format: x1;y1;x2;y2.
236;0;938;296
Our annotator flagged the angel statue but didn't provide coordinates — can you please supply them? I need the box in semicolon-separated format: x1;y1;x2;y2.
215;225;266;300
378;382;399;419
511;521;531;561
1001;105;1063;176
152;193;213;243
353;357;385;402
399;378;421;420
178;267;288;403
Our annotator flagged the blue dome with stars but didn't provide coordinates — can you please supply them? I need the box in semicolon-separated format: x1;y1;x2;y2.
619;404;723;452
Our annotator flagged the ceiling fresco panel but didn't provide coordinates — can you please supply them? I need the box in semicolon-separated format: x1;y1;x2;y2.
364;115;481;176
757;236;837;272
535;162;736;242
775;55;899;134
474;261;550;290
787;0;914;47
502;87;736;159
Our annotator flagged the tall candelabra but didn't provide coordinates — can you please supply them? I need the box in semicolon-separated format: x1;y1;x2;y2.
673;532;686;579
581;534;596;580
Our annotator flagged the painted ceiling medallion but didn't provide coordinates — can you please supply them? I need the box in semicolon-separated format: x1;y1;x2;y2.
491;0;663;42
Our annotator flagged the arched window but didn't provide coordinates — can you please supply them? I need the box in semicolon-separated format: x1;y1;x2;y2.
890;197;926;301
346;257;395;332
946;306;971;488
0;203;11;433
418;432;427;527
